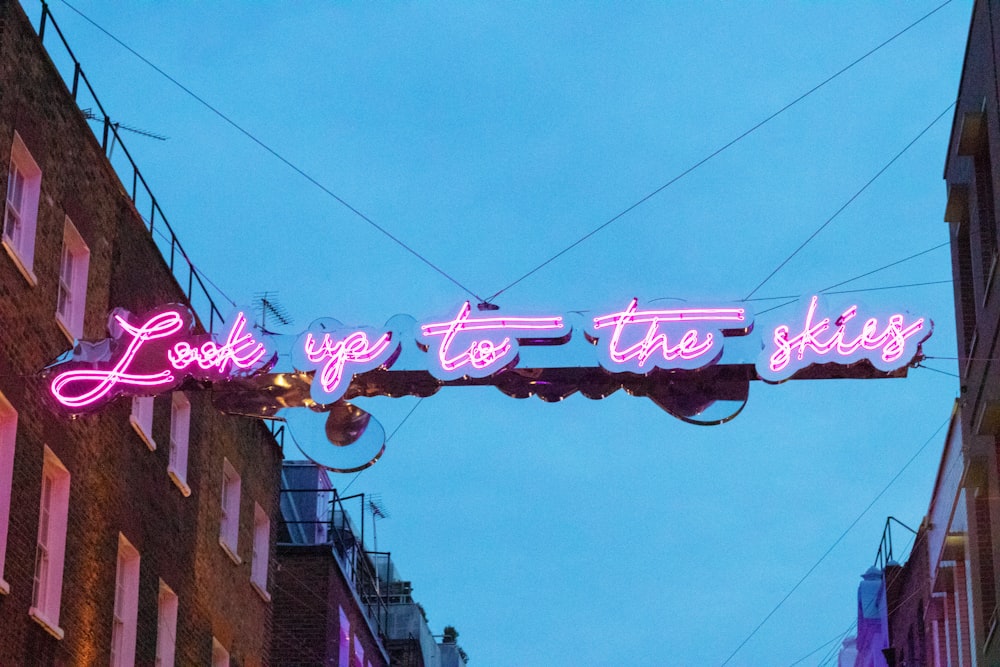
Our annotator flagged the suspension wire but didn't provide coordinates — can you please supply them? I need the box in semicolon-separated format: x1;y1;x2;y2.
56;0;484;303
340;398;425;495
785;622;857;667
791;525;926;667
817;242;950;294
916;363;960;378
742;101;956;301
750;279;952;317
746;279;953;303
146;219;238;307
483;0;957;304
718;414;950;666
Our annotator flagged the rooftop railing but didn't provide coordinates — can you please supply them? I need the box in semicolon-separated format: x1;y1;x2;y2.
279;486;393;639
35;1;225;334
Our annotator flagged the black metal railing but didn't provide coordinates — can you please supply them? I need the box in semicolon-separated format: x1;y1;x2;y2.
278;487;393;638
36;2;224;334
873;515;918;571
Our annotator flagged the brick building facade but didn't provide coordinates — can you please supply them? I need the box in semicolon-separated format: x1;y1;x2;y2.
844;1;1000;664
942;0;1000;662
273;461;390;667
0;1;282;664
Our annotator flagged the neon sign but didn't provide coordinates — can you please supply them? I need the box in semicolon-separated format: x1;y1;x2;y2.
47;297;931;416
49;306;274;410
755;296;929;383
292;320;399;404
419;301;568;380
588;299;748;373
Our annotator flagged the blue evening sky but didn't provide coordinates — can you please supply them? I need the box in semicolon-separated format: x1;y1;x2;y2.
25;1;971;664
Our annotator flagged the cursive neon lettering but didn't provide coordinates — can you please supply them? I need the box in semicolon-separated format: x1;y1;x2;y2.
590;299;745;372
50;310;184;409
304;330;393;400
421;301;565;378
762;296;927;381
167;311;267;375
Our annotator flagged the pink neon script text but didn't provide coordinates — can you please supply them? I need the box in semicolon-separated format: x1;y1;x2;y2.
421;302;564;373
50;310;184;408
592;299;745;367
168;311;266;374
304;331;393;396
768;296;925;374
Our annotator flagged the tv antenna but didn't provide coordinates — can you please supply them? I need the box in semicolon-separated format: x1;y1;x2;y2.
254;292;293;333
81;108;168;141
368;495;390;552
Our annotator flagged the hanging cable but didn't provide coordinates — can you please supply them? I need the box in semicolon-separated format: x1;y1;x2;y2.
786;621;857;667
483;0;957;304
719;414;950;665
742;102;956;301
340;398;425;495
56;0;485;303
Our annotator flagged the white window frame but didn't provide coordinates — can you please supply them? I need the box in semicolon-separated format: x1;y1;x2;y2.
110;534;140;667
251;502;271;601
212;637;230;667
3;132;41;285
55;217;89;342
0;393;16;595
155;579;178;667
167;392;190;496
29;446;70;639
130;396;156;451
219;458;241;564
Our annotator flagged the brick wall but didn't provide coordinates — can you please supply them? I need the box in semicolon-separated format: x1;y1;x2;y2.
273;545;389;667
944;0;1000;660
0;1;282;664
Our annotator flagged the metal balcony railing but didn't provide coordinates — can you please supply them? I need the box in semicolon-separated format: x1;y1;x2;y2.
278;486;393;639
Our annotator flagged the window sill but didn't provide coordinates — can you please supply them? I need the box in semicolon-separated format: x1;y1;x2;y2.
167;466;191;497
129;416;156;451
54;314;77;346
219;538;242;565
1;239;37;287
29;607;65;640
251;580;271;603
0;578;9;595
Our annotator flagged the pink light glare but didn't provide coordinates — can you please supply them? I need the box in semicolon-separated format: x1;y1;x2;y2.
420;301;565;377
762;296;928;381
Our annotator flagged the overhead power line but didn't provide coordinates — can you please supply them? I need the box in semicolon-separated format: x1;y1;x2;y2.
718;414;950;665
743;101;956;301
484;0;957;304
57;0;485;304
